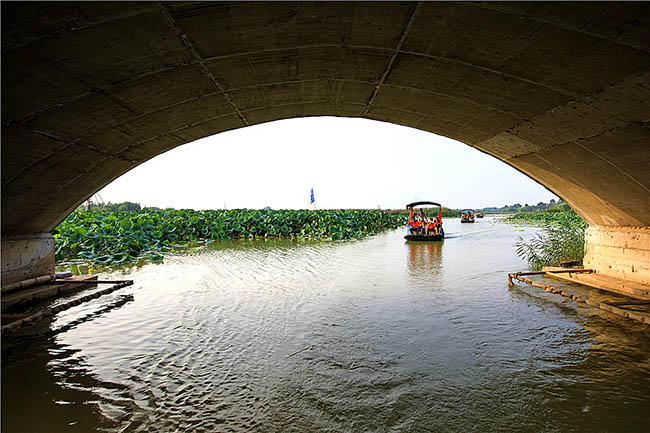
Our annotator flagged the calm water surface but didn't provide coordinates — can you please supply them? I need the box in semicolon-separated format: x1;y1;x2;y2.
3;217;650;432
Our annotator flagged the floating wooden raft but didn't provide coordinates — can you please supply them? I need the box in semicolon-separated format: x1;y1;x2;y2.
543;266;650;300
508;269;650;325
2;275;99;311
1;277;134;335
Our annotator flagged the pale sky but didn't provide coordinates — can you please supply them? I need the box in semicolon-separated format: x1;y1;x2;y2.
97;117;558;210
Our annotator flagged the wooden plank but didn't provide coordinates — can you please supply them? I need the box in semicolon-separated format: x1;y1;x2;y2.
1;275;98;311
546;271;650;300
543;266;594;273
605;299;650;306
599;303;650;325
509;273;650;325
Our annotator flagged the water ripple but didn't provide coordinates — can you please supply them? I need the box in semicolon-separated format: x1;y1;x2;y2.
2;220;650;432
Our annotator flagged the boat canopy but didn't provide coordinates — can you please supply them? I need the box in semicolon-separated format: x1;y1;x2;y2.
406;201;441;209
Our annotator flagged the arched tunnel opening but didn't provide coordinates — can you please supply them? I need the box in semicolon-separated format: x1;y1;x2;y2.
2;2;649;289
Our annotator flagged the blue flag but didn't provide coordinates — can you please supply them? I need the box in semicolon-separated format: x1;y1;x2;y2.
310;188;315;204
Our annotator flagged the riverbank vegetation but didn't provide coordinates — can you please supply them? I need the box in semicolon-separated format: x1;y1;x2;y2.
506;210;587;270
506;208;585;227
478;199;571;214
55;199;580;270
54;208;404;266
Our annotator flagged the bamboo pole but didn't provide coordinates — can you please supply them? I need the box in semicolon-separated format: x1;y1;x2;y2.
514;269;593;277
1;313;31;320
52;279;133;284
1;274;55;293
511;271;546;276
508;269;593;286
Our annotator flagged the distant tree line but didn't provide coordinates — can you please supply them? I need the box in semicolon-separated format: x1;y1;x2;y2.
80;199;571;216
80;200;163;212
383;199;571;217
477;199;572;214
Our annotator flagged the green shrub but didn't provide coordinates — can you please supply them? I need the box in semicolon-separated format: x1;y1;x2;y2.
513;215;586;270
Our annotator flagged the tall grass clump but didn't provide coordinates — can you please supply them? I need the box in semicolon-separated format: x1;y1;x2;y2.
509;211;587;270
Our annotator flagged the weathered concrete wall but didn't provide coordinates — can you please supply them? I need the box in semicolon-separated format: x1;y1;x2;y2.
2;2;650;236
1;234;55;286
584;226;650;285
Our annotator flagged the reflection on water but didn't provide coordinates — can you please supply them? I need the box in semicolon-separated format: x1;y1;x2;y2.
3;217;650;433
407;241;442;277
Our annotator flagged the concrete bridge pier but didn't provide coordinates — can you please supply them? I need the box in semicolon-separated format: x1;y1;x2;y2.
584;226;650;287
1;234;55;287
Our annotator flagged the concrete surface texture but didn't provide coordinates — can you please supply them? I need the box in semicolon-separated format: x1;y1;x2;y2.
1;235;55;286
583;226;650;286
2;2;650;236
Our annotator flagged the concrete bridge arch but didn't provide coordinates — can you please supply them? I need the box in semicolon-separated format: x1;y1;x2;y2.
2;2;649;286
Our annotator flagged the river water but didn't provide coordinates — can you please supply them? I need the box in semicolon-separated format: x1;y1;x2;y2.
2;217;649;432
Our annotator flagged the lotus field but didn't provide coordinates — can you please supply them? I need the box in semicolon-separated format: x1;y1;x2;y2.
54;208;404;266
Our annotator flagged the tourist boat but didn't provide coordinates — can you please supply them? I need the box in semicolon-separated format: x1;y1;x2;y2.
404;201;444;241
460;210;475;223
476;211;484;218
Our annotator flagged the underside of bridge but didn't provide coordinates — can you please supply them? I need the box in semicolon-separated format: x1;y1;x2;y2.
2;2;649;287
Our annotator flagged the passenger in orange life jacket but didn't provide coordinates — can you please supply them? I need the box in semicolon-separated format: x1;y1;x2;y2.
416;215;425;235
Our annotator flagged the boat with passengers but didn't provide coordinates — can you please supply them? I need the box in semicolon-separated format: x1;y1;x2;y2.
461;210;475;223
404;201;444;241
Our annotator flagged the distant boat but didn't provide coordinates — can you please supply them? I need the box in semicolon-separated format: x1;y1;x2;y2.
404;201;444;241
476;211;484;218
461;210;475;223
